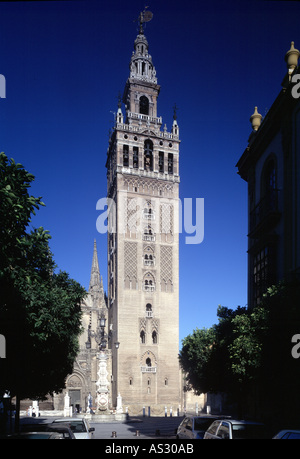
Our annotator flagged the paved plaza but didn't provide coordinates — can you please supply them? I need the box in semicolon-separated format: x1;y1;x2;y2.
90;415;184;439
19;414;185;440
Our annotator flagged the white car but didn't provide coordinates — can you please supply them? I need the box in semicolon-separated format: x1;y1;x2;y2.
52;418;95;439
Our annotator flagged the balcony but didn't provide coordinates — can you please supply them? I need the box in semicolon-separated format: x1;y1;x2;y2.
143;211;155;221
249;190;281;237
127;111;162;126
144;285;155;293
143;234;155;242
144;259;155;267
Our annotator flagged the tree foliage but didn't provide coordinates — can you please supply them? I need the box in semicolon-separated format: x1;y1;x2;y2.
179;280;300;422
0;152;86;400
179;327;216;394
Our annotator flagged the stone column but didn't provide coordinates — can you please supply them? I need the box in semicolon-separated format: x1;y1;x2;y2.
96;351;109;412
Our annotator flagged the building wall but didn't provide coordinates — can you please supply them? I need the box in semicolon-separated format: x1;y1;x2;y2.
237;47;300;308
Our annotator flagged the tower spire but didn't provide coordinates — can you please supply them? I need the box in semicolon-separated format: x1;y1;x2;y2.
89;240;102;302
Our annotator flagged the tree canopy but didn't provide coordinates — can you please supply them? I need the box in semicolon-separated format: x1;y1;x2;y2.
0;152;86;400
179;280;300;423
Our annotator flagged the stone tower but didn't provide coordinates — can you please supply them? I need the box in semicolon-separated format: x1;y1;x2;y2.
106;12;181;415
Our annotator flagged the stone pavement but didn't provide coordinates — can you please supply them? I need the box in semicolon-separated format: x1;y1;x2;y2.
18;414;184;439
90;415;184;439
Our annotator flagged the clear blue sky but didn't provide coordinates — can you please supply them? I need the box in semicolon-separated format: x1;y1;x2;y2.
1;0;299;345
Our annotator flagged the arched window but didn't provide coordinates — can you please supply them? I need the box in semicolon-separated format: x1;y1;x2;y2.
144;273;155;292
123;145;129;167
144;140;153;171
262;158;277;212
146;303;153;318
139;95;149;115
140;330;145;344
168;153;173;174
152;331;157;344
146;357;152;367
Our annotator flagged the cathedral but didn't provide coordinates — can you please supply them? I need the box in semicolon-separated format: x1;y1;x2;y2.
54;11;182;415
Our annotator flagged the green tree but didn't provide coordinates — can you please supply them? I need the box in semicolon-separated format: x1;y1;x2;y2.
0;153;86;411
179;305;249;413
179;327;216;394
229;305;268;384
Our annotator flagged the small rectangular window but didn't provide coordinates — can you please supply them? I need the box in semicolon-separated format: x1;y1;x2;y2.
159;151;164;172
133;146;139;168
123;145;129;167
168;153;173;174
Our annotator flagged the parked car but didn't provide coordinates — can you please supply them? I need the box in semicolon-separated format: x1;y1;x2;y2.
273;430;300;439
52;418;95;439
6;431;65;439
204;419;267;439
21;422;75;439
177;416;230;439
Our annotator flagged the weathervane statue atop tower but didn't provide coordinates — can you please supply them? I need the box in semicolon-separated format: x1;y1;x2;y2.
137;6;153;33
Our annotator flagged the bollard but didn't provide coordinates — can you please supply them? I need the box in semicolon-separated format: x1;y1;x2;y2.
155;429;160;436
111;431;117;438
135;430;140;436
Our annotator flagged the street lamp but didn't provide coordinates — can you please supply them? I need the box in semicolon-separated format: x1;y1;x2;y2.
99;314;106;329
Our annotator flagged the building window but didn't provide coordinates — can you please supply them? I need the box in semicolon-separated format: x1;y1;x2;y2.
144;254;154;266
143;225;155;241
264;159;277;209
152;331;157;344
144;273;155;292
140;330;146;344
144;279;154;292
253;246;275;304
133;147;139;168
144;140;153;171
140;95;149;115
143;200;155;220
251;157;279;233
123;145;129;167
146;303;153;318
168;153;173;174
159;151;164;173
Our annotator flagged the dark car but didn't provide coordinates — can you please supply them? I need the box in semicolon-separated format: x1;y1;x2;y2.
21;422;76;439
177;415;230;439
6;431;66;439
273;429;300;439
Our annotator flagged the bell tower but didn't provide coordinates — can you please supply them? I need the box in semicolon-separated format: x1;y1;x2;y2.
106;10;181;414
